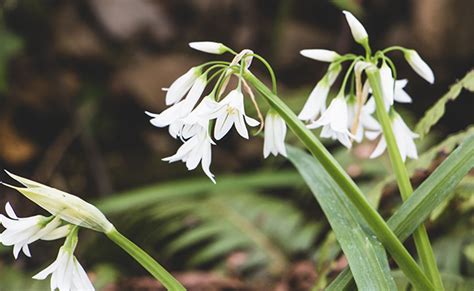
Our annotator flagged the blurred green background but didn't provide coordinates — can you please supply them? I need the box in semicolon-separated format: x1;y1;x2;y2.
0;0;473;290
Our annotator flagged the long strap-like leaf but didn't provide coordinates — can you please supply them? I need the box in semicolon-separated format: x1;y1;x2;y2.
287;146;397;290
328;133;474;290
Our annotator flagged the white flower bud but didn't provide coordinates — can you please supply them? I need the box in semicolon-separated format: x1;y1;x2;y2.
2;171;114;233
300;49;341;62
342;10;368;44
189;41;228;55
404;50;434;84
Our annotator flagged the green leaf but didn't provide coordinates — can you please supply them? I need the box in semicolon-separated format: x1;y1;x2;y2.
415;70;474;138
286;146;397;291
96;170;302;214
329;132;474;289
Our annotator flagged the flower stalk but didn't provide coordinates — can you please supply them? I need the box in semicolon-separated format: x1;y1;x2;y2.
106;227;185;291
244;71;434;290
366;67;444;290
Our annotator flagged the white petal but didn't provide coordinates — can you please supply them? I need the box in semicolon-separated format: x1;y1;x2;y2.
370;137;387;158
214;113;234;140
244;115;260;127
73;258;95;290
5;202;18;219
342;10;368;43
380;63;394;109
300;49;340;62
298;81;329;121
165;67;200;105
394;80;412;103
234;114;249;139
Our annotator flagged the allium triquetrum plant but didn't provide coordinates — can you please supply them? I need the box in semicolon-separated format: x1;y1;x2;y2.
144;10;456;291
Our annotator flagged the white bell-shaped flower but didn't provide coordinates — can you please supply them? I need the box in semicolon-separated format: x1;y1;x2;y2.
370;113;419;161
298;64;341;121
404;50;434;84
33;231;94;291
163;128;215;183
165;67;202;105
263;110;287;158
211;89;259;140
146;75;207;131
308;94;353;148
0;203;70;259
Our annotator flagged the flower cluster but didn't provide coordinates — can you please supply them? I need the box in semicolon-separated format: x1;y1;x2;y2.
146;42;287;182
298;11;434;161
0;171;106;291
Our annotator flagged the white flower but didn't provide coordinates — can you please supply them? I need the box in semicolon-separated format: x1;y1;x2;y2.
189;41;228;55
1;171;114;233
298;64;341;121
33;246;94;291
300;49;341;62
394;79;412;103
263;111;287;158
165;67;202;105
163;128;215;183
146;75;207;132
308;94;353;148
370;113;419;161
342;10;368;44
211;89;259;140
0;203;70;259
347;98;380;143
404;50;434;84
380;62;395;110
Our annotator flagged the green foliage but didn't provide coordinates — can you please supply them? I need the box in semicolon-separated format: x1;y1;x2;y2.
415;70;474;139
97;171;322;275
286;145;397;290
328;131;474;289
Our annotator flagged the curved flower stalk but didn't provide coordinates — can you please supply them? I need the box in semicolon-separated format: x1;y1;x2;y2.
295;10;442;290
0;171;185;291
146;41;286;183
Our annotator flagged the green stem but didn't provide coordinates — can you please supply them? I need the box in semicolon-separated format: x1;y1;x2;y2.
244;71;434;291
366;68;444;290
106;227;185;291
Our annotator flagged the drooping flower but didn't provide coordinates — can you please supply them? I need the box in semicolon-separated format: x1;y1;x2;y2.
298;64;341;122
308;94;353;148
165;67;202;105
404;49;434;84
370;112;419;161
263;110;287;158
300;49;341;63
1;171;114;233
0;203;70;259
342;10;368;44
33;230;94;291
211;89;259;140
146;74;207;134
163;128;215;183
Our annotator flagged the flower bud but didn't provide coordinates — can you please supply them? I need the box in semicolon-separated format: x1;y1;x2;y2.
300;49;340;62
342;11;368;44
189;41;228;55
404;50;434;84
2;171;114;233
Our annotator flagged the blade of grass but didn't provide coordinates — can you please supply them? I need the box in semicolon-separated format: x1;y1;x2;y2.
287;145;397;290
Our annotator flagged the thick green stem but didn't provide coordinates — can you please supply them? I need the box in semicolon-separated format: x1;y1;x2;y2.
106;228;185;291
366;68;444;290
244;72;434;291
